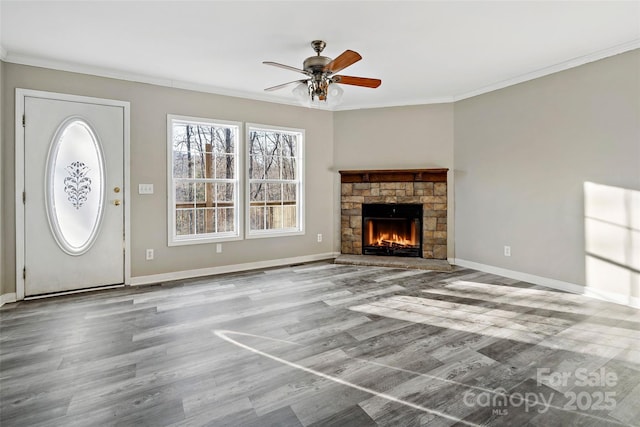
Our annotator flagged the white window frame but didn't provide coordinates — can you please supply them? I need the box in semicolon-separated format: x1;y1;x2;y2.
245;123;305;239
167;114;243;246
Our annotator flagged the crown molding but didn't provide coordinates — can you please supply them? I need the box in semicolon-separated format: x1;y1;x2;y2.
2;39;639;111
4;51;177;86
332;96;455;111
1;51;331;110
453;39;640;102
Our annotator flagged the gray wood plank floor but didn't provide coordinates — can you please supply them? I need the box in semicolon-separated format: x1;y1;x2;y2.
1;261;639;426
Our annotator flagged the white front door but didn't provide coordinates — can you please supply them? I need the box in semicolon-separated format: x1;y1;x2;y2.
22;93;126;296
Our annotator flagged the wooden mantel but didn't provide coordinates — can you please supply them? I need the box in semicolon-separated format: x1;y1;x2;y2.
339;168;448;183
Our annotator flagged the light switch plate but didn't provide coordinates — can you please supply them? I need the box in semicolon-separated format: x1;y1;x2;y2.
139;184;154;194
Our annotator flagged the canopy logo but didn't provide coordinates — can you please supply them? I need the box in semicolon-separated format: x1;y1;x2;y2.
463;367;618;416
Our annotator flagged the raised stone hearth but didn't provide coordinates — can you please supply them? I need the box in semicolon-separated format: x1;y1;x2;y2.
340;168;448;259
335;254;452;271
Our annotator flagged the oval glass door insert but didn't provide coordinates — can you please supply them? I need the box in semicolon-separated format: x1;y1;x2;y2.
46;118;105;255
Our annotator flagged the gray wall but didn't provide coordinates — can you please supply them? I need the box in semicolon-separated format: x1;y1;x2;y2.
2;50;638;302
1;63;335;295
0;60;4;296
333;104;455;257
454;50;639;300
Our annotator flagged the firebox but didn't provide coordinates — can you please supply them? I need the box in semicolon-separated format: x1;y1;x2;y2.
362;204;422;257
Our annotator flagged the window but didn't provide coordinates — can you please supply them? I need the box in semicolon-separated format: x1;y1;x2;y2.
246;124;304;237
168;115;241;245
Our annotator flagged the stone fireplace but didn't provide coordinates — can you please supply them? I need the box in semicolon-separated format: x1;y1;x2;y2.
340;169;448;260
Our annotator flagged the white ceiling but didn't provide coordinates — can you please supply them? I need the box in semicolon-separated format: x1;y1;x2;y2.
1;1;639;110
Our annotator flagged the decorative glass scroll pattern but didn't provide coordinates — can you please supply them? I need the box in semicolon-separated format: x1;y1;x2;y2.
64;161;92;209
46;119;105;255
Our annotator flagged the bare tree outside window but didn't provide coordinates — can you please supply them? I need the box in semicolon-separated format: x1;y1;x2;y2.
170;117;240;243
248;126;303;235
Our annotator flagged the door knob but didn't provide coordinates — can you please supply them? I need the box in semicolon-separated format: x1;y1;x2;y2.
113;200;121;206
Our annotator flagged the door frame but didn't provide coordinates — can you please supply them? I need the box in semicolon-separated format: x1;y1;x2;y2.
15;89;131;300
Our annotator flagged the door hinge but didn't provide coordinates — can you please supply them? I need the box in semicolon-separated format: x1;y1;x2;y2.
23;191;26;204
22;114;26;127
23;267;26;279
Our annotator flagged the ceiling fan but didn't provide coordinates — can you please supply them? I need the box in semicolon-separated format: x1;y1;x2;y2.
263;40;382;102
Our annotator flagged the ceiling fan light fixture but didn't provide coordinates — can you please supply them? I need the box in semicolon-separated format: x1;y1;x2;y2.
293;81;326;108
292;82;308;98
310;79;329;101
327;82;344;106
292;82;311;106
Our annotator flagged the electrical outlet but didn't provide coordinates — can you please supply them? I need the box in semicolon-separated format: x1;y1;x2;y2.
504;246;511;257
317;233;323;243
146;249;154;260
216;243;222;253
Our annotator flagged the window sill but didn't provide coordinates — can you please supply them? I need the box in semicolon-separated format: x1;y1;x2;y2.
168;233;242;247
245;229;305;240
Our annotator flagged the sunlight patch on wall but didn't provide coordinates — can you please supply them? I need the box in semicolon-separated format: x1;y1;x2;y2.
584;182;639;306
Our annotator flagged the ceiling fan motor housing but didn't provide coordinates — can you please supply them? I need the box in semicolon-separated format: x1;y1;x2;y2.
303;56;332;74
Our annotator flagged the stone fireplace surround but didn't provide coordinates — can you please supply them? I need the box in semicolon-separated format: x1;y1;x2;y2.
340;169;448;260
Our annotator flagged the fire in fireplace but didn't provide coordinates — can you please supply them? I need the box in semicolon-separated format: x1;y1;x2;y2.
362;204;422;257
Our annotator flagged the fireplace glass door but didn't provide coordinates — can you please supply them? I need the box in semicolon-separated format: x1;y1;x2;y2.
362;204;422;257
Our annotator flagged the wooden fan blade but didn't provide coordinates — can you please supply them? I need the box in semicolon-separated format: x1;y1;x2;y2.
263;61;307;75
324;50;362;74
333;75;382;88
264;80;308;92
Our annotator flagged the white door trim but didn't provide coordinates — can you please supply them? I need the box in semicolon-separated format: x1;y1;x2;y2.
15;89;131;300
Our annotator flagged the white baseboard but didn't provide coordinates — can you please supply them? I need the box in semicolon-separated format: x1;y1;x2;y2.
0;293;17;307
453;259;640;309
130;252;340;286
